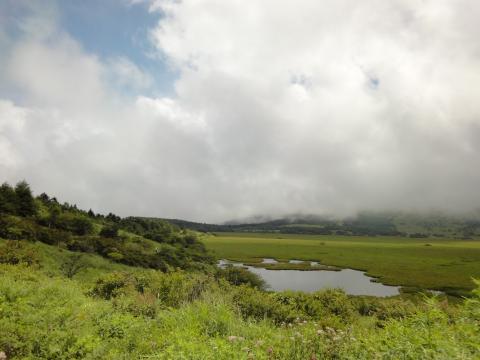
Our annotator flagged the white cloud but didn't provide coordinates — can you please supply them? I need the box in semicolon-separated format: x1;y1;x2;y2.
7;36;106;109
0;100;27;168
107;57;153;91
1;0;480;221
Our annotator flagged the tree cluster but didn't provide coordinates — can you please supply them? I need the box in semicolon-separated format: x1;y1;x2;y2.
0;181;36;217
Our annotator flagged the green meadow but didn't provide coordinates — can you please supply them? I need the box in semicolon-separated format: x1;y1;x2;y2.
203;233;480;296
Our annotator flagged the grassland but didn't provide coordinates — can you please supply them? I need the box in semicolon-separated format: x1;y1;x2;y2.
2;238;480;359
202;233;480;296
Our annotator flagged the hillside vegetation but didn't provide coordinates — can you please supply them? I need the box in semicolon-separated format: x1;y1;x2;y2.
1;181;479;359
166;211;480;238
0;181;214;272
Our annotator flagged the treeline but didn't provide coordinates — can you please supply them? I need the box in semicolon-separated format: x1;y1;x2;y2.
166;215;404;236
168;213;480;238
0;181;214;271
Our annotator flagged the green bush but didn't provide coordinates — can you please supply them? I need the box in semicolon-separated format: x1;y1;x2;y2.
217;265;267;289
100;225;119;238
89;272;135;300
37;227;71;246
60;253;88;278
0;241;38;266
90;270;212;307
230;285;300;323
0;215;37;241
55;213;94;236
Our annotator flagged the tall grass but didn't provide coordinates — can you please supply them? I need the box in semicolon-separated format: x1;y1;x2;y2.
0;240;479;359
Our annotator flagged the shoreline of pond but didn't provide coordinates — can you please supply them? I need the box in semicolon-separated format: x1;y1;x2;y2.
218;258;402;296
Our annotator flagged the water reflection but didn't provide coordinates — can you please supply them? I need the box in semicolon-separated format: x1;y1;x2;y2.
219;259;399;297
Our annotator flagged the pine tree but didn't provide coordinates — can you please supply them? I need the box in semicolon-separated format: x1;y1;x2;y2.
0;182;17;214
14;181;36;217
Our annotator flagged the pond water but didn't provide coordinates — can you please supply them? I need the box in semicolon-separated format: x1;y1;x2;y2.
288;259;304;264
262;258;278;264
219;259;400;297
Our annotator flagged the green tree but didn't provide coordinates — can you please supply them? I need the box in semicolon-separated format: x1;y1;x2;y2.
48;205;61;228
38;192;50;203
100;224;119;238
56;213;94;235
70;216;94;235
218;265;267;289
14;181;36;217
60;253;87;278
0;183;17;214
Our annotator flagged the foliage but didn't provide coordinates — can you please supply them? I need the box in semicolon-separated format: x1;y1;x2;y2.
217;265;267;289
120;217;178;243
0;215;37;241
0;183;17;215
0;241;38;266
14;181;36;217
37;227;71;246
0;181;214;272
0;181;36;217
100;224;119;238
0;239;479;359
60;253;87;278
54;212;95;236
167;211;480;238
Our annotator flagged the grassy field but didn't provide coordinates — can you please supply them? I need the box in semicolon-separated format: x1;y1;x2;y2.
202;233;480;296
2;239;480;359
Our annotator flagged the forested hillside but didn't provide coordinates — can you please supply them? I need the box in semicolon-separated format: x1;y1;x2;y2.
0;181;214;272
165;211;480;238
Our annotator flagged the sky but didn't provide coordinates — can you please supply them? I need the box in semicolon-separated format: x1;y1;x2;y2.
0;0;480;223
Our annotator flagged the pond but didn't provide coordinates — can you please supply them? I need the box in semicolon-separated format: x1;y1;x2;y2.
219;259;400;297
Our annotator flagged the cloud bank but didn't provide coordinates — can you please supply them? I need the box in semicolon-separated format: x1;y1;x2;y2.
1;0;480;222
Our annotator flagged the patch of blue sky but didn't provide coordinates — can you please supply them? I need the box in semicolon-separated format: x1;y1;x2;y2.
58;0;177;97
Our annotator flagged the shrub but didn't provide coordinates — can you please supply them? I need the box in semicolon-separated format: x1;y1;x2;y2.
55;213;94;236
352;296;417;325
0;215;37;241
230;285;299;323
37;227;71;246
67;236;98;253
60;253;88;278
100;225;119;238
310;289;356;322
90;270;212;309
0;241;38;266
89;272;135;300
217;265;266;289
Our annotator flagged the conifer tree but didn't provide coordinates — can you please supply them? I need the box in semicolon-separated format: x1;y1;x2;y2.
14;181;36;217
0;182;17;214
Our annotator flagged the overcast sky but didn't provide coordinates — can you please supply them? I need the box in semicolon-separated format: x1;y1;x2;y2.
1;0;480;222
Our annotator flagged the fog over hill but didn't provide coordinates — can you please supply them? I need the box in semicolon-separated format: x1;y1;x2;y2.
161;210;480;239
1;1;480;222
